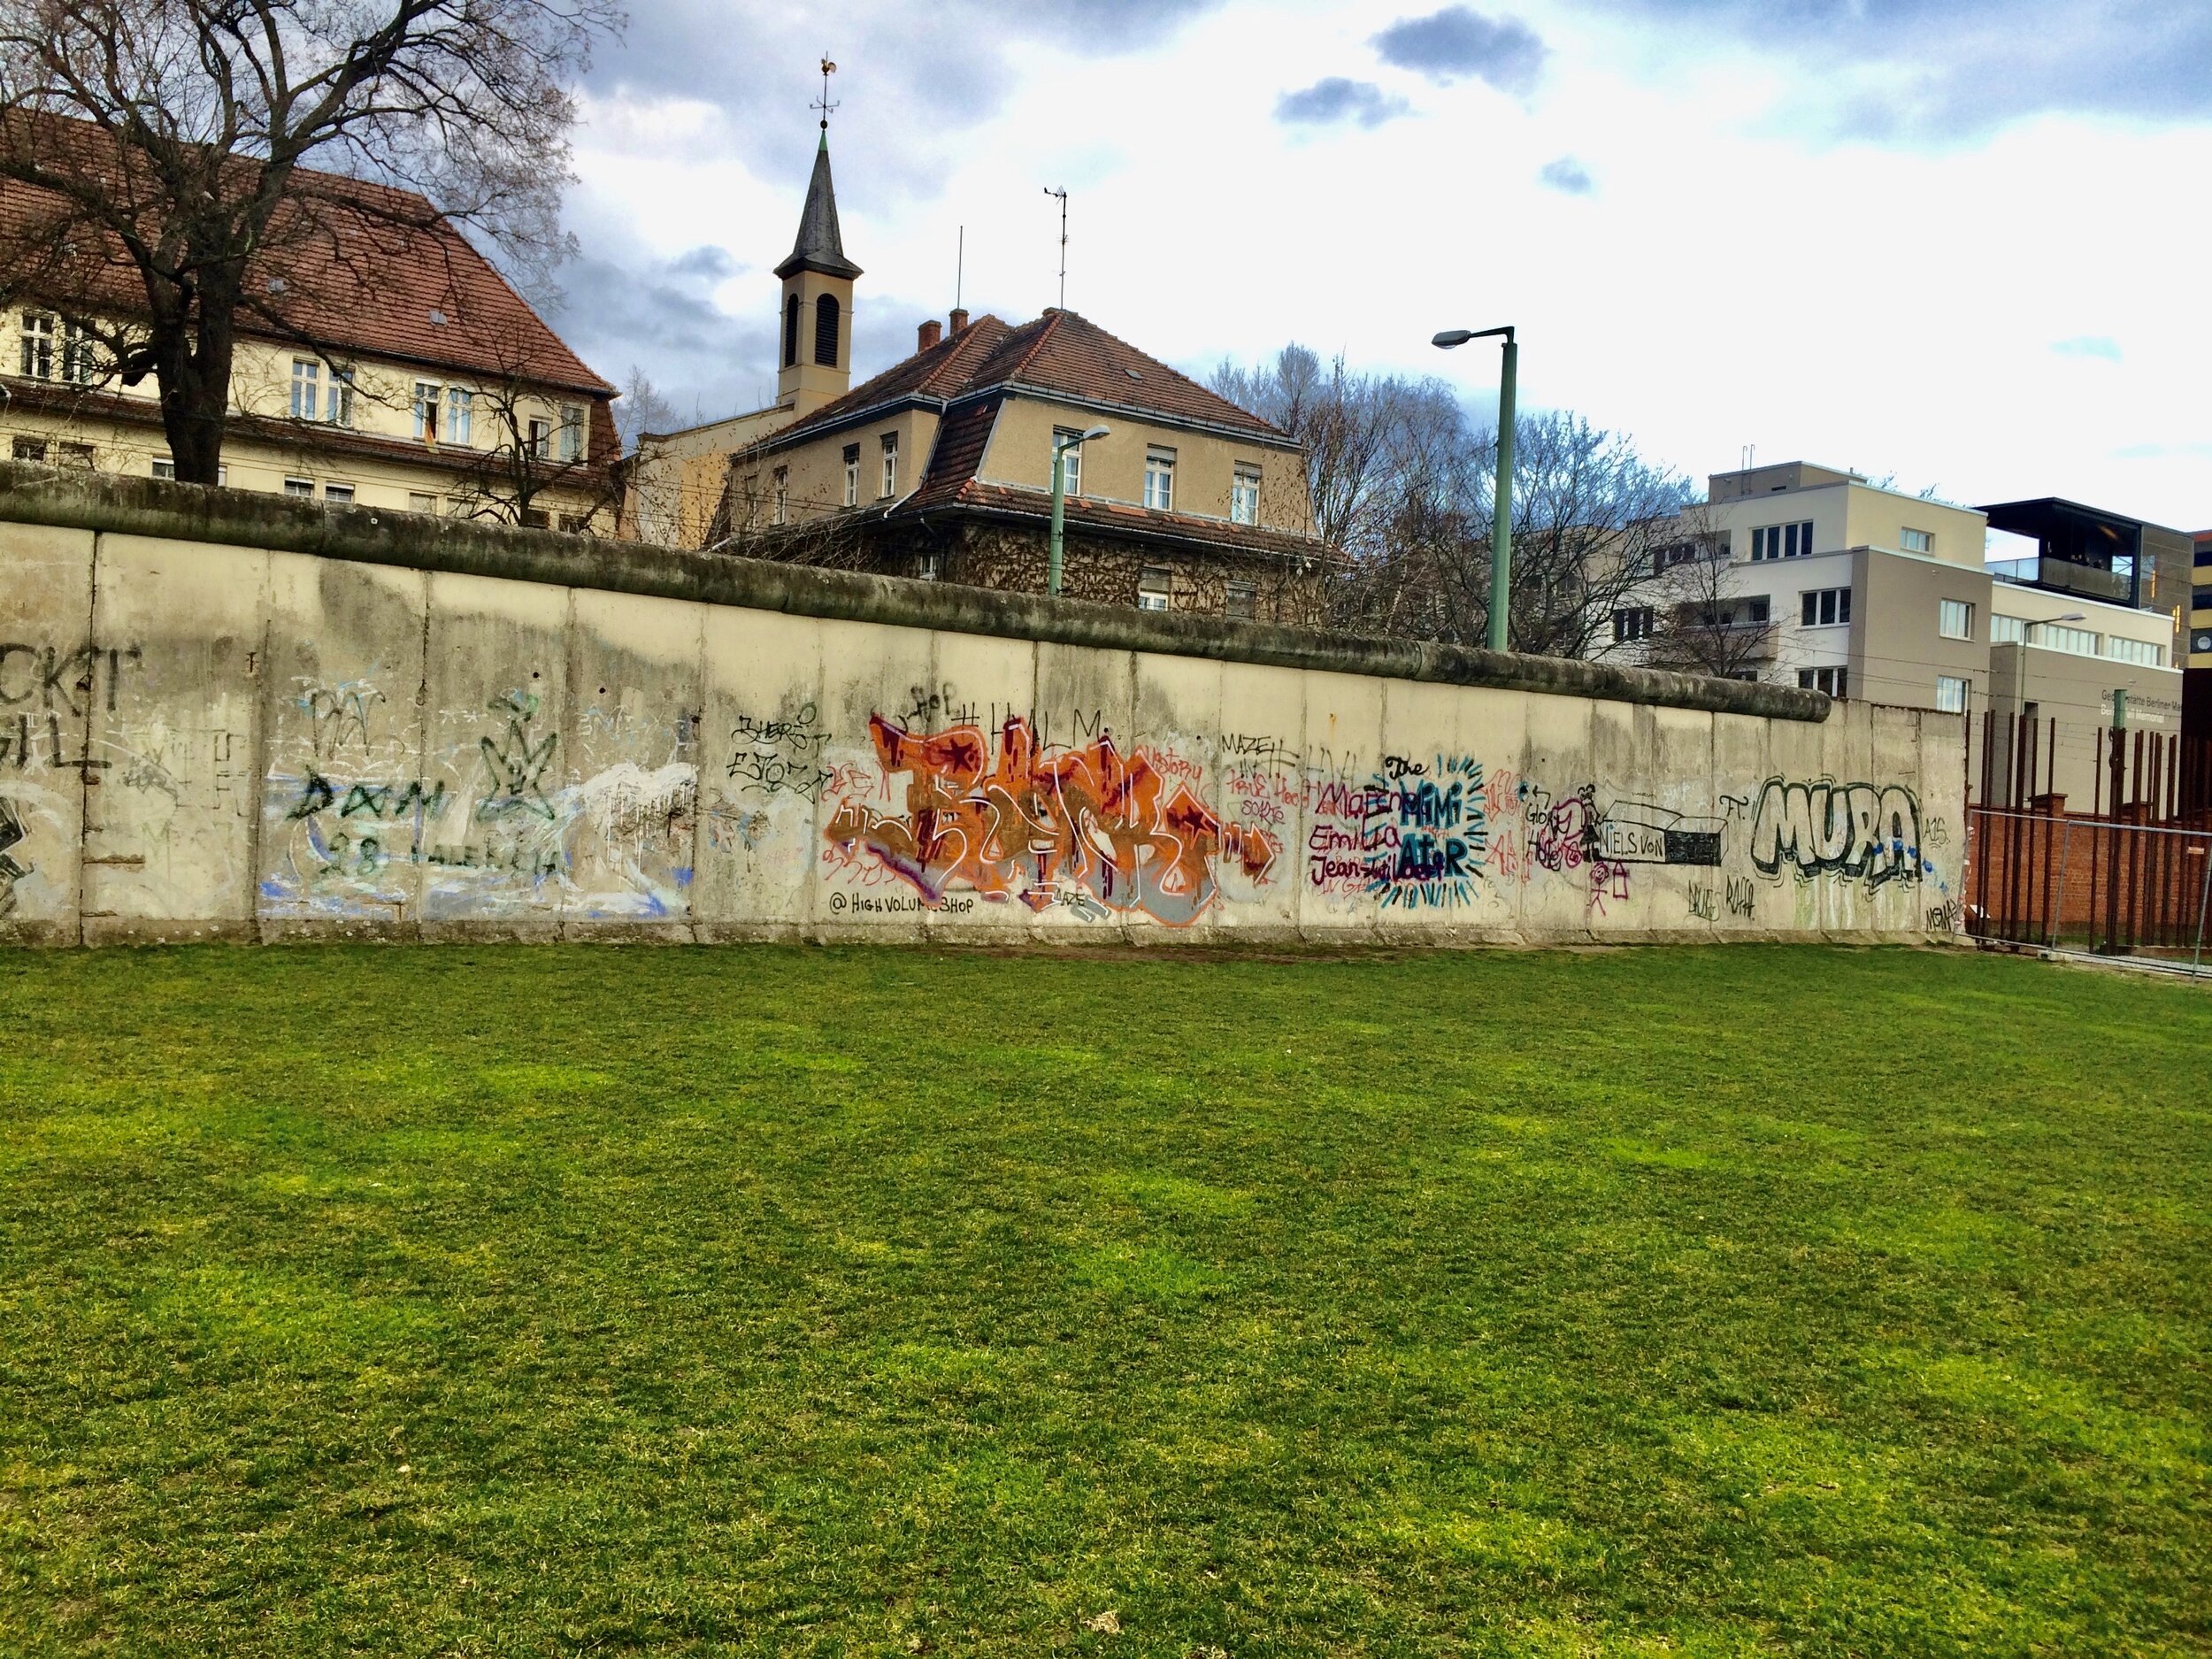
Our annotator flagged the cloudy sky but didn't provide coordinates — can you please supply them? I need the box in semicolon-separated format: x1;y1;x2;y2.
548;0;2212;529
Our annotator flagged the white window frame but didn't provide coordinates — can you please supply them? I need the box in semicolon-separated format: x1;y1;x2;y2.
151;458;175;480
283;477;315;497
1137;565;1172;611
19;310;53;380
326;368;353;427
2032;623;2099;657
526;416;552;460
1935;674;1968;713
1937;598;1973;641
323;482;355;505
842;444;860;508
1901;527;1933;554
1231;463;1261;526
558;403;585;463
1753;520;1815;561
1053;428;1085;497
1991;613;2025;645
1144;447;1176;512
60;319;96;386
1614;605;1654;643
290;357;321;420
772;466;788;526
445;388;472;447
879;431;898;499
1798;665;1847;697
1801;587;1852;627
413;381;442;442
2105;636;2163;667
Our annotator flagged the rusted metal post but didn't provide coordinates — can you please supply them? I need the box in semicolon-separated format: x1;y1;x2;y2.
2193;834;2212;979
2049;817;2073;951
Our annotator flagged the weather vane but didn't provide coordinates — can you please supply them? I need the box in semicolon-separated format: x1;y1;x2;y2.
813;56;839;134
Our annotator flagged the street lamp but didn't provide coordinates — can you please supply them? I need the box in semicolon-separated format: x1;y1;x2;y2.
1049;424;1110;597
1432;325;1517;653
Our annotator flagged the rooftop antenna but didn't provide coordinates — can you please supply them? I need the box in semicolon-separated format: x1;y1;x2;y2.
956;225;964;312
1042;186;1067;310
811;55;839;135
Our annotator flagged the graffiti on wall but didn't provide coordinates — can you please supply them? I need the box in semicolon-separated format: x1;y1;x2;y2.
1749;776;1924;887
727;701;835;801
823;713;1279;925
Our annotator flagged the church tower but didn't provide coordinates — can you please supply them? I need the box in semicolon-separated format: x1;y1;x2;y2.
774;126;862;418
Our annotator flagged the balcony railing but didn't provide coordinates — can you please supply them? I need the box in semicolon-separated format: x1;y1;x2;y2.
1985;556;2136;606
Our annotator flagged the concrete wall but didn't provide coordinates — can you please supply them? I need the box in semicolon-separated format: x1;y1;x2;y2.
0;466;1968;946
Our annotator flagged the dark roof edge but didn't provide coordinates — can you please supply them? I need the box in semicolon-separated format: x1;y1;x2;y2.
0;462;1832;724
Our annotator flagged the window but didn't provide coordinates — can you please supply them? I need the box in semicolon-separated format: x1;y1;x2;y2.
815;293;841;367
283;477;314;496
61;320;96;385
408;492;436;513
1991;613;2025;645
1053;428;1086;497
1144;447;1176;511
1937;598;1974;640
1935;674;1968;713
526;417;551;459
1138;565;1172;611
1613;606;1655;643
1652;541;1701;573
783;294;801;368
2032;623;2098;657
152;458;175;480
290;358;320;419
772;466;788;526
11;437;45;462
324;483;354;505
1901;527;1933;554
1801;587;1852;626
557;512;594;534
19;310;53;379
1232;464;1261;526
1225;580;1256;620
1798;665;1847;697
1752;520;1815;561
327;368;353;426
2106;636;2165;667
445;388;472;446
879;431;898;499
841;443;860;508
57;442;94;468
413;381;441;442
558;404;584;462
520;507;550;529
915;551;941;582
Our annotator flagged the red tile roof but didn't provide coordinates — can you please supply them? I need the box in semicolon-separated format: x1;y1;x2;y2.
900;478;1331;565
772;309;1286;446
0;113;611;397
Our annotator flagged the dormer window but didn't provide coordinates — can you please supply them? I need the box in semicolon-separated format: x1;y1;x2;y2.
816;294;841;367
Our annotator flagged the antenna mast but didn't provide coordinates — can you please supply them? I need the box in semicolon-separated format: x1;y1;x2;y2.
956;225;964;311
1042;186;1067;309
811;55;839;133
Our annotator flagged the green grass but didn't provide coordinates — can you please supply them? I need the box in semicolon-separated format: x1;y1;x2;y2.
1;943;2208;1656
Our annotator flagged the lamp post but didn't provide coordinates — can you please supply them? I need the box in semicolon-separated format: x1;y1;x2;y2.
1049;424;1110;597
1432;325;1517;653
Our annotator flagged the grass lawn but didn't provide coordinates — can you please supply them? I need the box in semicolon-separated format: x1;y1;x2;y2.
1;943;2207;1657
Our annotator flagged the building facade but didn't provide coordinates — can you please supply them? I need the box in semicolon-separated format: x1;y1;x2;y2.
1;123;618;527
630;127;1331;619
1612;462;2182;803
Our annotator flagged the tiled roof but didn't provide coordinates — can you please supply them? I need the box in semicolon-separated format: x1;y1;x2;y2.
769;309;1285;447
902;396;1002;512
897;478;1329;564
0;112;612;397
774;136;862;281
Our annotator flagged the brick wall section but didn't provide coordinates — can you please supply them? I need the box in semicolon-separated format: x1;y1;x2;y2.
1967;801;2212;947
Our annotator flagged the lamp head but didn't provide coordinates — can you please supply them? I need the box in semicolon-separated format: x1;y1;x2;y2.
1082;424;1110;442
1432;329;1475;349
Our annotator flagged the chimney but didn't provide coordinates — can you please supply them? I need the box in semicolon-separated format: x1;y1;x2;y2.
918;318;942;352
949;307;970;335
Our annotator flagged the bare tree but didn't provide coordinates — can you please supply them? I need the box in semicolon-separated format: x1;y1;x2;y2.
1641;507;1778;677
0;0;621;483
614;365;675;457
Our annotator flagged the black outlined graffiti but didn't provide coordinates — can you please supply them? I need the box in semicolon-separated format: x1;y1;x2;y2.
727;701;834;800
478;694;558;822
1750;776;1923;887
1596;801;1727;867
0;643;142;717
0;795;27;915
303;684;384;756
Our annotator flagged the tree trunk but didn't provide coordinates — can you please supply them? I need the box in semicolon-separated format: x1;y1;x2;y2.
154;292;237;485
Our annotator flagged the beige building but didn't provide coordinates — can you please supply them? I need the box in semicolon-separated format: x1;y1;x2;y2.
1;126;618;528
627;127;1330;619
1615;462;2181;803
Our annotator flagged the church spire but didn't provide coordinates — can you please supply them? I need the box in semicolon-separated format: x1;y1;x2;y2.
777;57;861;281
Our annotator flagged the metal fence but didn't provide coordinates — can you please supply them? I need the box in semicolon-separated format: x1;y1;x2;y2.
1966;711;2212;972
